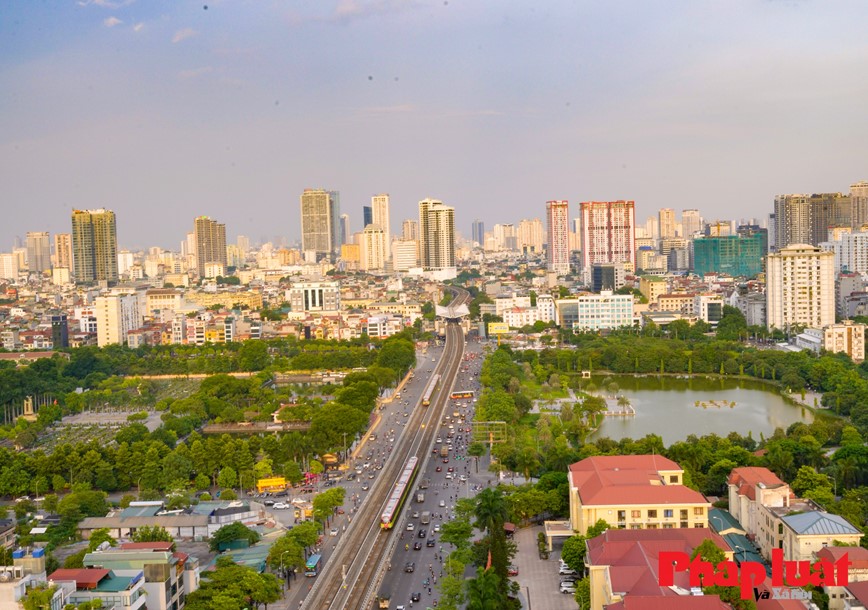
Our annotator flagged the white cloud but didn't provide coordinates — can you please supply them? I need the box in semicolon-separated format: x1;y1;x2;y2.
78;0;135;7
172;28;198;44
133;22;145;32
103;16;123;27
178;66;214;79
331;0;422;23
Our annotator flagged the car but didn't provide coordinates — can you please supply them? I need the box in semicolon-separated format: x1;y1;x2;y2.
406;523;415;531
447;467;454;472
411;592;421;602
436;437;442;443
412;511;420;518
272;502;290;510
329;528;338;536
403;412;409;417
459;475;467;482
560;577;578;586
337;507;345;514
435;466;442;472
559;566;578;576
445;473;453;480
426;538;436;547
439;499;446;507
442;458;449;464
404;562;415;573
508;565;519;576
368;473;375;479
263;499;275;506
418;529;426;538
413;542;422;551
361;483;370;491
560;583;577;594
433;524;441;532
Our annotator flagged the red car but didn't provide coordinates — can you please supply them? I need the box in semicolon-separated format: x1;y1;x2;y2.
508;565;519;576
442;458;449;464
435;466;442;472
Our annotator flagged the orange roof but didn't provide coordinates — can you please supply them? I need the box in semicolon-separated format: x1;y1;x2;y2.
816;546;868;570
848;582;868;606
49;568;110;589
728;467;787;501
587;529;729;597
607;595;731;610
569;455;706;506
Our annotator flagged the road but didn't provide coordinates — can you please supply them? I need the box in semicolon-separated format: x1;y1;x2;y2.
299;289;473;610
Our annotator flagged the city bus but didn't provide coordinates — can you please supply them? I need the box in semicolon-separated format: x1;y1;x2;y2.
305;553;322;577
450;390;474;400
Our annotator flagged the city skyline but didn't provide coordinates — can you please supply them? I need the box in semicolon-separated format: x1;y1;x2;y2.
3;2;868;248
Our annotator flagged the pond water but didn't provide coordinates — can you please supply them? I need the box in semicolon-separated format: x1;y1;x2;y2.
589;375;814;444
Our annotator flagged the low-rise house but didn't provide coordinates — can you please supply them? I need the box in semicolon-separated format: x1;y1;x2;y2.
568;455;710;535
48;568;146;610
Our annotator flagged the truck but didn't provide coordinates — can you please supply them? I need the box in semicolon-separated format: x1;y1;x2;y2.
439;445;449;458
416;491;425;503
420;511;430;525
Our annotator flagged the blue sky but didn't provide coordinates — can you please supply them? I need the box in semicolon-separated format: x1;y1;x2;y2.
2;0;867;249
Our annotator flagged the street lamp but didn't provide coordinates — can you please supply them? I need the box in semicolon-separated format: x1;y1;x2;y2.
280;550;291;590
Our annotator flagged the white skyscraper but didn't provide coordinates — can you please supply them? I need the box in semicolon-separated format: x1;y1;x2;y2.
26;231;51;273
517;218;544;254
360;224;387;271
681;209;702;237
766;244;835;331
851;181;868;229
95;293;141;347
579;200;636;272
546;200;570;275
418;198;455;271
300;188;340;260
659;208;676;240
371;194;391;253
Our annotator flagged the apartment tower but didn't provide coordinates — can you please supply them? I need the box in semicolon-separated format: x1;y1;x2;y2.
71;208;118;284
659;208;676;240
25;231;51;273
193;216;227;278
300;188;340;261
371;194;391;250
54;233;73;271
418;198;455;270
546;200;571;275
579;200;636;273
766;244;835;331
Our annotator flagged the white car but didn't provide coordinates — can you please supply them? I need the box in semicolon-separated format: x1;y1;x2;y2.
406;522;415;531
329;528;339;536
560;583;577;594
439;499;446;507
433;524;441;532
272;502;290;510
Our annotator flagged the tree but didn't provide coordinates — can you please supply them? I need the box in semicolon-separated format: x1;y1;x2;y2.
217;466;238;490
132;526;174;545
791;465;832;497
466;567;504;610
440;518;473;550
210;522;261;552
87;528;117;552
561;535;587;572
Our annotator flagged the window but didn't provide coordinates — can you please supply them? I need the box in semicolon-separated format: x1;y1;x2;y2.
647;510;657;518
680;509;688;519
664;509;673;518
631;510;641;518
669;475;678;483
617;510;626;521
693;507;704;516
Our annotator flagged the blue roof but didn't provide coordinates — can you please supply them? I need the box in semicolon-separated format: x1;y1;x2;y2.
120;505;161;518
781;511;860;536
709;508;744;534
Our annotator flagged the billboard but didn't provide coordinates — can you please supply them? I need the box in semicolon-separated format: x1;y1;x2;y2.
487;322;509;334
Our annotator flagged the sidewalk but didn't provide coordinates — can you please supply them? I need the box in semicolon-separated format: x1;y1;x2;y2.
512;525;576;610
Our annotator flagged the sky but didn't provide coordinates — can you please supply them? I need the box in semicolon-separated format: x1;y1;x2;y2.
2;0;867;250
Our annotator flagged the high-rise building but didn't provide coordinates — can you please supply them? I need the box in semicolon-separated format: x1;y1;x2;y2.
54;233;72;270
51;314;69;349
418;198;455;270
237;235;250;255
371;194;391;250
300;188;340;260
546;201;570;275
26;231;51;273
360;224;387;271
0;253;18;280
659;208;676;240
579;200;636;272
363;205;373;228
851;181;868;229
692;234;764;278
820;230;868;274
339;214;351;246
402;219;419;241
287;280;341;313
766;244;835;331
193;216;227;278
391;240;418;271
471;220;485;246
774;193;851;249
492;224;516;251
71;209;118;284
517;218;544;254
681;209;702;237
94;293;141;346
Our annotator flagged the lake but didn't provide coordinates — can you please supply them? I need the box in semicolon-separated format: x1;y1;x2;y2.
588;375;814;444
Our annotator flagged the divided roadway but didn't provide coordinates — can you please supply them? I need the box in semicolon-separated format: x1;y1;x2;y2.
303;319;466;610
